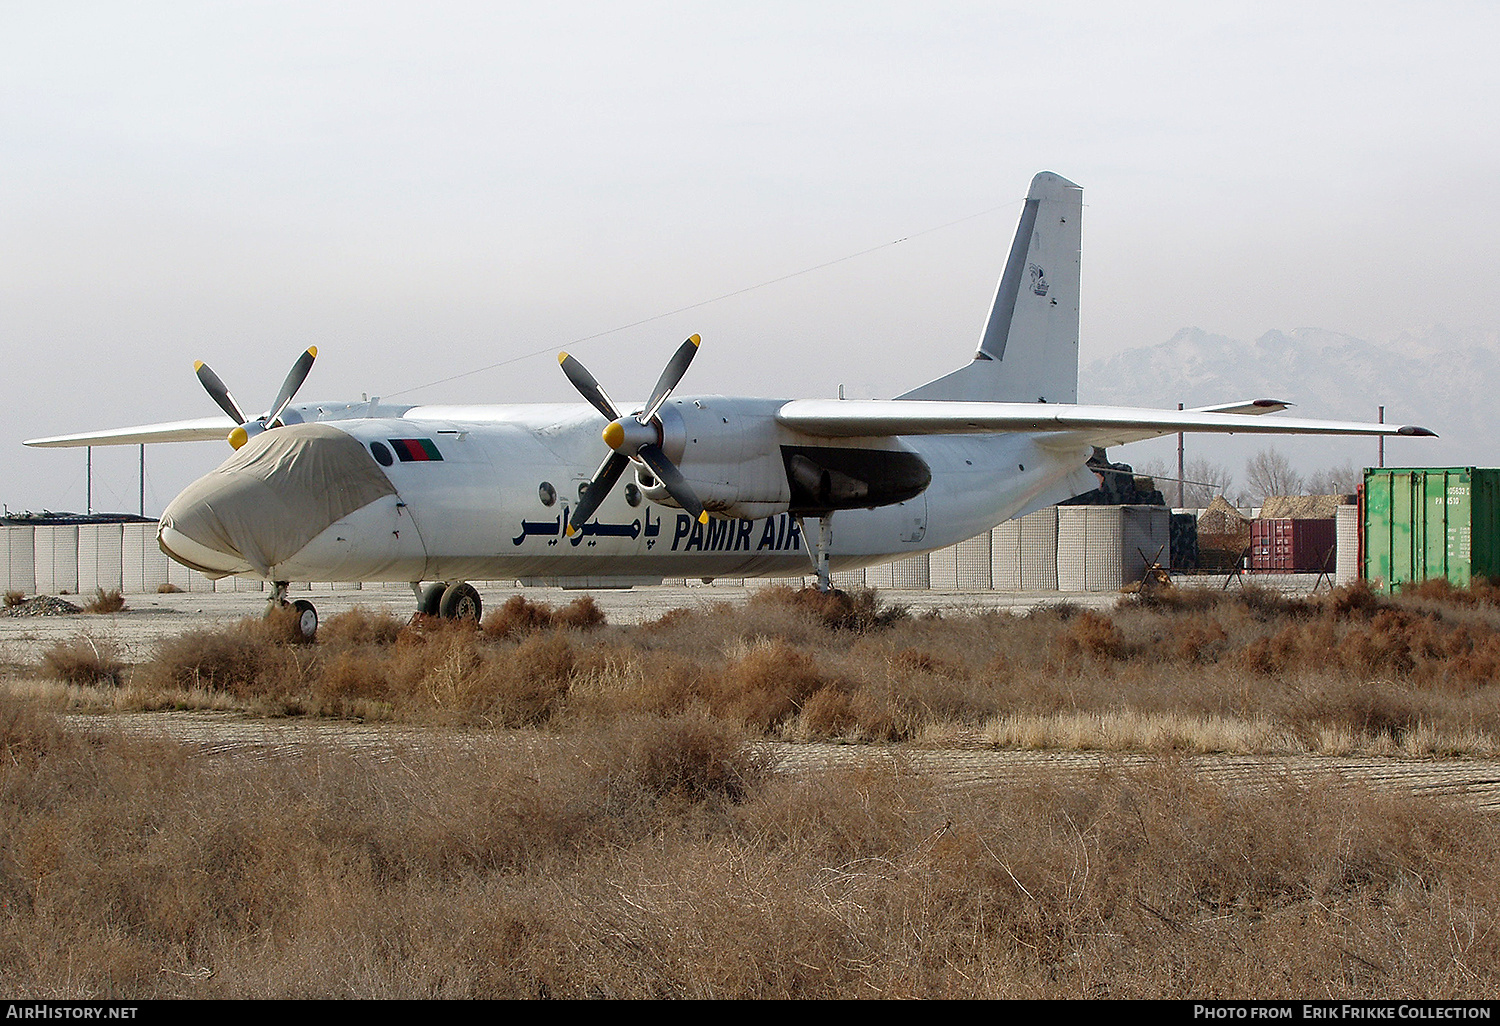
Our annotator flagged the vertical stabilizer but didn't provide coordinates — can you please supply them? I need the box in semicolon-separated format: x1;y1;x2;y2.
898;172;1082;403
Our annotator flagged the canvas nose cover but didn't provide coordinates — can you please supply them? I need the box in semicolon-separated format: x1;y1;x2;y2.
159;423;397;577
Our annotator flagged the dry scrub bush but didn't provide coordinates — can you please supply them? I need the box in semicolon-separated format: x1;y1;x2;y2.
82;588;125;614
482;594;606;638
748;584;907;632
140;617;308;701
1401;575;1500;607
0;694;66;763
317;606;405;647
603;711;773;804
712;639;831;731
1052;609;1129;665
41;637;126;687
4;589;25;607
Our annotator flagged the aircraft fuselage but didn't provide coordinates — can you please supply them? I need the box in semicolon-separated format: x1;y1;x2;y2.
158;396;1094;586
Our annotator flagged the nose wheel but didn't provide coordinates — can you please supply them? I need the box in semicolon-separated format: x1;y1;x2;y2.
413;581;483;623
266;581;319;641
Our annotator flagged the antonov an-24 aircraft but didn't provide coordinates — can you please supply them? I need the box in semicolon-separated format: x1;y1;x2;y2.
27;172;1432;638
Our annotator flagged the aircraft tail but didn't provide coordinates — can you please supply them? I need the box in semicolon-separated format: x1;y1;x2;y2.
898;171;1082;403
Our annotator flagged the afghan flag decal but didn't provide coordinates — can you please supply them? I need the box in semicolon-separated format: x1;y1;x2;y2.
389;438;444;462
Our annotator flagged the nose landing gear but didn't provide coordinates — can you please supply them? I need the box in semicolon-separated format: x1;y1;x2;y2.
266;581;319;641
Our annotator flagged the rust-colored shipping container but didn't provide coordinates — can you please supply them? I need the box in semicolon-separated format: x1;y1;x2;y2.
1249;518;1336;572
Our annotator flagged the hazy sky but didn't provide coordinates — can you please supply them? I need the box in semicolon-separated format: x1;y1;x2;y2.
4;1;1498;514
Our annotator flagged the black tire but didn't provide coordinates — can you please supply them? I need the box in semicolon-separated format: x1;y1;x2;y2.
292;599;318;641
438;582;482;622
418;581;447;616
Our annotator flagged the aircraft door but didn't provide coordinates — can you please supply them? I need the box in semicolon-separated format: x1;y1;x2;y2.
897;494;927;543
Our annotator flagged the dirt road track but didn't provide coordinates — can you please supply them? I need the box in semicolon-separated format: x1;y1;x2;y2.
68;711;1500;813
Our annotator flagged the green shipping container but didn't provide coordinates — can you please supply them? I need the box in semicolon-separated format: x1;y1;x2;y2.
1363;468;1500;593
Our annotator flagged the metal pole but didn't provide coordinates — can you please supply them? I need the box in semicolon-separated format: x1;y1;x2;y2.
139;444;145;517
86;446;92;515
1176;402;1185;508
1378;405;1385;469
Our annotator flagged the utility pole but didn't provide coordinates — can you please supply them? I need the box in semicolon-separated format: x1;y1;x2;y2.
1378;406;1385;469
139;444;145;517
1177;403;1185;508
86;446;92;515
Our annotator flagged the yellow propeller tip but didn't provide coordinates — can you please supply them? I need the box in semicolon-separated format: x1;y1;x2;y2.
564;523;575;537
307;346;317;357
689;334;701;346
558;352;569;365
193;361;205;371
697;511;709;524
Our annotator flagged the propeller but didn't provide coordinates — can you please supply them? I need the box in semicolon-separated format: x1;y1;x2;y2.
195;347;318;450
559;334;710;536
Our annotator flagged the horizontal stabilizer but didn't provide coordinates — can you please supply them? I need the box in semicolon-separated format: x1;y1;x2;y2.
776;399;1434;448
1185;398;1292;416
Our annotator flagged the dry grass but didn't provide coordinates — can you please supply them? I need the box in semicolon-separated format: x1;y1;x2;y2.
1;691;1496;998
4;590;25;608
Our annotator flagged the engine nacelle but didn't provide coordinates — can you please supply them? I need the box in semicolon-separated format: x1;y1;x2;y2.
635;396;933;520
636;397;791;520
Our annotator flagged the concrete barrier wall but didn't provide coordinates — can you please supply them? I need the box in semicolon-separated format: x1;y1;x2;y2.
7;511;1198;597
1;526;36;594
1057;505;1171;592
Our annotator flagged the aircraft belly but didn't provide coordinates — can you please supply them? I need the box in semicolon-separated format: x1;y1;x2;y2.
913;436;1093;550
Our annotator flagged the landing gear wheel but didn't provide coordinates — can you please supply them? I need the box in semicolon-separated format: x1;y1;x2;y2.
292;599;318;641
438;582;482;622
418;582;447;617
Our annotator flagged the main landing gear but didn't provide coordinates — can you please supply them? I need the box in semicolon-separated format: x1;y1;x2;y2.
267;581;319;641
411;581;484;623
798;513;836;593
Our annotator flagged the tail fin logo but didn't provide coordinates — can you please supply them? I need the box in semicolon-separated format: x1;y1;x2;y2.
1029;263;1050;296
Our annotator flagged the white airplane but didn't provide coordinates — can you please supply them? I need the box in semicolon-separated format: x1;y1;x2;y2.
26;172;1433;637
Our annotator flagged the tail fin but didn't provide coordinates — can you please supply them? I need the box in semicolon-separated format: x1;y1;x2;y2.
898;171;1082;403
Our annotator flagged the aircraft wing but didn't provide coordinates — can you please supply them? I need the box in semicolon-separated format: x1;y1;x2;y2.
23;417;236;448
775;400;1434;448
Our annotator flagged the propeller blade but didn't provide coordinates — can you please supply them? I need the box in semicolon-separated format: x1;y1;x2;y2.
265;346;318;427
638;443;709;525
194;361;246;424
559;352;621;422
566;451;630;535
640;333;700;423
